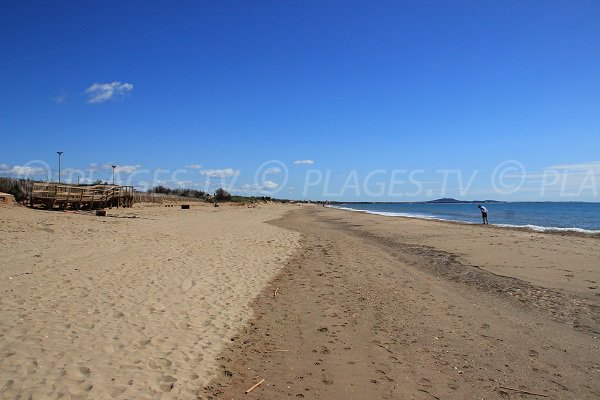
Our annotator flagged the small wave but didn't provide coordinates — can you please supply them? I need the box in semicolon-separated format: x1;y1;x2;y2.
494;223;600;235
330;206;449;221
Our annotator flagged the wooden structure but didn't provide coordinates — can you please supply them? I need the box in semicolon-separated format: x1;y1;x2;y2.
26;183;134;210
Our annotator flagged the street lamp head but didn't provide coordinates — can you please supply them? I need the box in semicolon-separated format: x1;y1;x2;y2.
57;151;63;155
112;165;117;169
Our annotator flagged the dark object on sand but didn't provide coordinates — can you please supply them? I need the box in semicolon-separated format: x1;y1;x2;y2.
181;204;190;209
96;210;107;216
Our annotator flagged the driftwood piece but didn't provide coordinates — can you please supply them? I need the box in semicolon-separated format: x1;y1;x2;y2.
499;386;548;397
273;287;280;297
245;378;265;394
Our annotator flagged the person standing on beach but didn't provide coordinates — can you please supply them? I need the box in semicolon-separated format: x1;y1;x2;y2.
478;205;489;224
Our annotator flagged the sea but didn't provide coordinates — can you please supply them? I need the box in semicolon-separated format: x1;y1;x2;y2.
331;202;600;234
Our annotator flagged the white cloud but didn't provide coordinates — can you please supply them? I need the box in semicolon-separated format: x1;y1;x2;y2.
88;163;101;172
114;164;142;174
186;164;203;169
0;163;46;176
547;161;600;171
239;181;279;194
98;163;142;174
294;159;314;165
85;81;134;104
263;180;278;189
265;167;281;174
60;167;85;175
199;168;240;178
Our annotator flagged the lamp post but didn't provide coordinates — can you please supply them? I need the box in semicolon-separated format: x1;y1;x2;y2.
112;165;117;185
57;151;63;183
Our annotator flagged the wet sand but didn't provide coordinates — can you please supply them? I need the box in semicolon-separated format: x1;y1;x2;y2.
205;206;600;399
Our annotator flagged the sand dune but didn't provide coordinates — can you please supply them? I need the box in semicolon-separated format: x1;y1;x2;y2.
0;203;299;399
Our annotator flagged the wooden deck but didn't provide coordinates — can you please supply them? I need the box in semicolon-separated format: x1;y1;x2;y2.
26;183;134;210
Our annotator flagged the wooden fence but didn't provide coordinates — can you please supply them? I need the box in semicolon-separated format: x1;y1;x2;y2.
133;192;208;204
26;183;134;210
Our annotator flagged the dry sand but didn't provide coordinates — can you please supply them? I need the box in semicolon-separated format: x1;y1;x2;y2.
206;206;600;399
2;203;600;399
0;203;299;399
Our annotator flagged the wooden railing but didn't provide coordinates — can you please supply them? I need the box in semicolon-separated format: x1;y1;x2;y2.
27;183;134;209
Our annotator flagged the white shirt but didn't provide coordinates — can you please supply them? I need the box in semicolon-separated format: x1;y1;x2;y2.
480;206;488;213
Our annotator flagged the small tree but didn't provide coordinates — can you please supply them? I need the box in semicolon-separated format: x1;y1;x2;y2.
214;188;231;201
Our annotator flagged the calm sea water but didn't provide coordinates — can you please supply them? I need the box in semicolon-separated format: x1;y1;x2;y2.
332;202;600;233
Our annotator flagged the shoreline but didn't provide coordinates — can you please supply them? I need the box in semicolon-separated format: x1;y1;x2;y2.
329;205;600;238
204;206;600;399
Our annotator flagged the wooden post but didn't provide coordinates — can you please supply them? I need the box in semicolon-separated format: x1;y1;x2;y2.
29;182;34;207
78;187;84;209
51;184;57;210
64;186;71;210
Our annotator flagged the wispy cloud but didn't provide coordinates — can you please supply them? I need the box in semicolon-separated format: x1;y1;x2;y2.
114;164;142;174
53;90;68;104
547;161;600;171
199;168;240;178
98;163;142;174
294;159;314;165
85;81;133;104
60;167;84;176
505;161;600;182
88;163;104;172
186;163;203;169
239;180;279;193
0;163;46;176
264;167;281;174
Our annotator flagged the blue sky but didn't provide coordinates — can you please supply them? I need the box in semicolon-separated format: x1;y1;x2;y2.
1;0;599;201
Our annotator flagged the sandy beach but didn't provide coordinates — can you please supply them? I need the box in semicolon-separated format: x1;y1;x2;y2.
1;203;599;399
0;202;300;399
205;206;600;399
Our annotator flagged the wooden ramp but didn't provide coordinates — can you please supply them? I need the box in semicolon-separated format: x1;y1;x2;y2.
27;183;134;210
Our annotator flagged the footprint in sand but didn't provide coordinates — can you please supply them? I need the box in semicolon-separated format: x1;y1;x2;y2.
447;380;459;390
321;373;334;385
135;338;151;348
1;380;14;394
375;369;395;382
529;349;539;358
106;386;127;398
419;377;432;388
147;358;172;370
